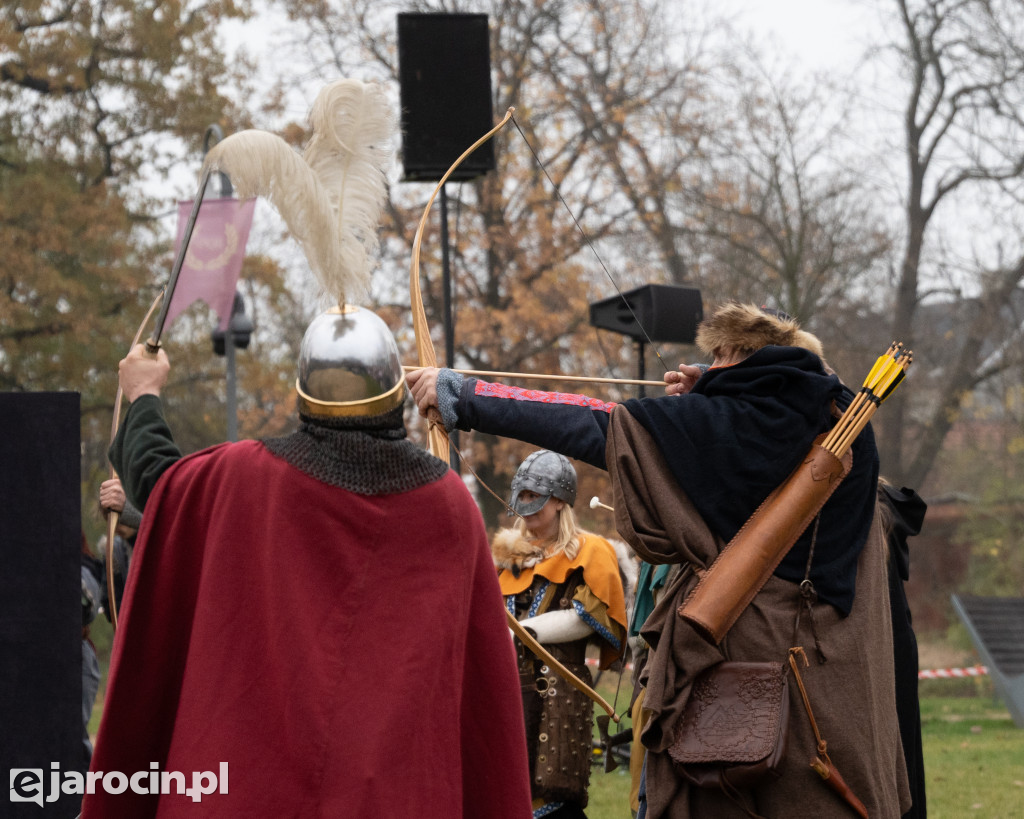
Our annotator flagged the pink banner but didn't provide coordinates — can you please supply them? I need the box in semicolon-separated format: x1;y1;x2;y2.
165;197;257;330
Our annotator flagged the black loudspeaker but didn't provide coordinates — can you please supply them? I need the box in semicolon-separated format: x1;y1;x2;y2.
589;284;704;344
0;393;82;817
398;13;495;182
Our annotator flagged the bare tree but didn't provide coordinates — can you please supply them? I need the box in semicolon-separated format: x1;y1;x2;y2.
879;0;1024;487
271;0;722;523
273;0;972;510
538;0;718;288
685;59;892;328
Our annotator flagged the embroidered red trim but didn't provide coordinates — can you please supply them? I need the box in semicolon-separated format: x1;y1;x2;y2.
475;381;617;413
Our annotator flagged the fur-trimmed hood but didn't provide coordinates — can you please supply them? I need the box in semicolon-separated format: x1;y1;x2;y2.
696;302;823;358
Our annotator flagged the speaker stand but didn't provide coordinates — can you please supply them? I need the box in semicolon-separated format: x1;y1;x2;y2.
439;185;461;472
636;339;647;398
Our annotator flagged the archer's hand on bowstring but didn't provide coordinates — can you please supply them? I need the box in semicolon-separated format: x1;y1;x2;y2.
119;343;170;403
663;362;706;396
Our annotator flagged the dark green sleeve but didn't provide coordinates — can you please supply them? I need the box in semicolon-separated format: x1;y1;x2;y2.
108;394;183;510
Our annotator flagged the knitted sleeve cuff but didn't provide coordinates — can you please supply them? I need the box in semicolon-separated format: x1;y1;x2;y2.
118;498;143;529
436;369;464;432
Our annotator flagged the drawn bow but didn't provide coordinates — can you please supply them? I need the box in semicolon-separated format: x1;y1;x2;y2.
408;107;619;721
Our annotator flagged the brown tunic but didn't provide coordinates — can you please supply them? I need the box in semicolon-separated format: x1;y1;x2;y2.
606;408;911;819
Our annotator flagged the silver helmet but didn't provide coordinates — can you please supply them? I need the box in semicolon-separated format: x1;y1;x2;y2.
508;450;577;516
296;304;406;420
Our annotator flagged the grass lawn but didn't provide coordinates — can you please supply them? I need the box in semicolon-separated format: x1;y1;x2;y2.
584;672;1023;819
919;695;1024;818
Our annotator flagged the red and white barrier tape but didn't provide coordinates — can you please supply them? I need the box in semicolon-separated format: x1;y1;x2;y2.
918;665;988;680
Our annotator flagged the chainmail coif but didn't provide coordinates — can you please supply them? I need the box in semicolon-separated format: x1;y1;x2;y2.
262;408;448;495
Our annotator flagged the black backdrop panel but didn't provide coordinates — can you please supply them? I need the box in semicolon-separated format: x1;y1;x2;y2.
398;13;495;182
0;393;82;817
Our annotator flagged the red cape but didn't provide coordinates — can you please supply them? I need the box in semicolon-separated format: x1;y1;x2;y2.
83;441;531;818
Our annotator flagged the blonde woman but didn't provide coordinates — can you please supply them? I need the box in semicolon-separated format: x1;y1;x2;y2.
492;450;628;819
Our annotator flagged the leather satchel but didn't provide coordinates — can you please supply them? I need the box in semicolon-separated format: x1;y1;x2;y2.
668;661;790;790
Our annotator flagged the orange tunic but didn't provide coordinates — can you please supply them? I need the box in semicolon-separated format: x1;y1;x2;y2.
499;532;627;668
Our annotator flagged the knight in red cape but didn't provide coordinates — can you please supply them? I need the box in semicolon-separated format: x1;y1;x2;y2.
82;311;532;819
82;78;532;819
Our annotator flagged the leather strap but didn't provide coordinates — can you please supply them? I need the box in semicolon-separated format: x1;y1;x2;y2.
788;648;869;818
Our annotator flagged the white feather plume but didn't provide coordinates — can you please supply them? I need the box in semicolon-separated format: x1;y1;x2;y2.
202;79;395;306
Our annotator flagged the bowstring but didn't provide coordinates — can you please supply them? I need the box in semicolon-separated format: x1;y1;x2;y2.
510;114;670;374
426;415;525;522
511;114;657;722
440;116;652;726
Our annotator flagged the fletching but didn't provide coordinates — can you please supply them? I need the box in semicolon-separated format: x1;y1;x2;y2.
822;343;913;458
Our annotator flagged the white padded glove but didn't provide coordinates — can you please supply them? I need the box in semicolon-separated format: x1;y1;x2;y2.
519;609;594;644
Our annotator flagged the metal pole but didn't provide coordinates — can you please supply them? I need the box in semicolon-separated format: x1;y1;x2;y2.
637;339;647;398
225;324;238;442
440;185;460;471
203;124;239;440
204;124;233;198
440;185;454;368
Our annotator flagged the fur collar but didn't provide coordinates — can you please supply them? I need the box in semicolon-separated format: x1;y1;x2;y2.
490;529;546;577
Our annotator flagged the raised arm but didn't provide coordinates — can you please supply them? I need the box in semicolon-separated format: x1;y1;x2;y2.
107;345;182;509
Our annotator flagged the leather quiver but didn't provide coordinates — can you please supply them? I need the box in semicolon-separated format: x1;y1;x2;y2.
678;435;852;644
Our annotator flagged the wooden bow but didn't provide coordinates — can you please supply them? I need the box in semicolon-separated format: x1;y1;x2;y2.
104;292;163;629
409;106;516;456
408;107;619;722
104;167;213;628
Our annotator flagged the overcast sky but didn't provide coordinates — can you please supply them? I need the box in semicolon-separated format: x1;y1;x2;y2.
718;0;888;72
